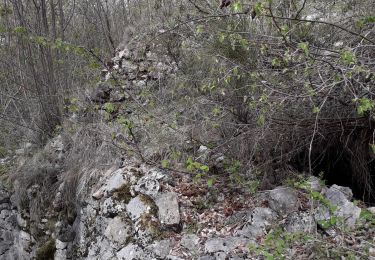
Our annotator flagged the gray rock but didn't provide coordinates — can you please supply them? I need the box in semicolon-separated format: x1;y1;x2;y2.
198;256;215;260
156;192;180;226
268;187;299;215
235;207;277;238
133;175;161;198
147;239;172;258
215;252;227;260
315;185;361;229
104;215;133;248
116;243;146;260
55;239;68;250
0;188;10;204
104;169;127;196
306;176;322;192
126;195;152;221
204;237;248;253
101;197;125;217
180;234;200;252
329;184;353;200
285;212;316;233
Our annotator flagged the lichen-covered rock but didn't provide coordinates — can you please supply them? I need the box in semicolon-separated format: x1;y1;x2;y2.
126;195;155;221
101;197;125;217
204;237;248;253
104;215;133;248
180;234;200;252
285;212;316;233
133;174;161;198
156;192;180;227
146;239;172;258
116;243;146;260
235;207;277;238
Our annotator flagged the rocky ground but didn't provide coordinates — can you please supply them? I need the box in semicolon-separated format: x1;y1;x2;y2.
1;141;375;259
1;45;375;259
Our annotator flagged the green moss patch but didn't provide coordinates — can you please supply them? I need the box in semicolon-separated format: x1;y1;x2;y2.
113;184;133;203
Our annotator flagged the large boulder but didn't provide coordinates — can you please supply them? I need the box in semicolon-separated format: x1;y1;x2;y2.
315;185;361;229
267;187;299;215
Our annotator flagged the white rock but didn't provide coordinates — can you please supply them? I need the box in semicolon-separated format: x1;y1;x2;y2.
204;237;248;253
156;192;180;226
103;169;127;196
180;234;200;252
104;216;133;247
126;195;151;221
285;212;316;233
116;243;145;260
55;239;68;250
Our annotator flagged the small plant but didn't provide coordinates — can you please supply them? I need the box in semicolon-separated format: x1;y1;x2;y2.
249;228;312;259
185;157;210;184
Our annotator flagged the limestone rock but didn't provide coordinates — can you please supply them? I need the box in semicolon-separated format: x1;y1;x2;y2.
104;215;133;248
315;185;361;229
116;243;146;260
147;239;172;258
133;174;161;198
101;197;125;217
180;234;200;252
204;237;248;253
267;187;299;215
235;207;277;238
126;195;154;221
285;212;316;233
156;192;180;227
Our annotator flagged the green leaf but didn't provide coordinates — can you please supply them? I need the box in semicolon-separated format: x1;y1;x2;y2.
298;42;309;56
13;26;27;34
272;58;281;67
312;106;320;114
356;98;374;115
207;178;214;187
232;2;243;12
103;102;115;113
254;2;265;15
161;160;170;168
200;165;209;172
340;50;356;65
280;25;289;36
196;25;204;34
